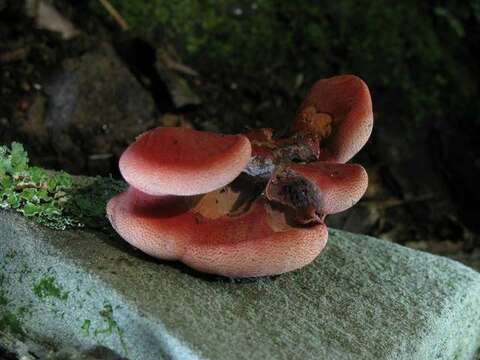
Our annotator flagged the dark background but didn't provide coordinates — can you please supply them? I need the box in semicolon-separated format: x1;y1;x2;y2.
1;0;479;269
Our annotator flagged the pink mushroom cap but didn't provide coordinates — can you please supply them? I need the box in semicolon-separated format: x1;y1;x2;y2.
119;127;252;196
107;75;373;278
294;74;373;163
107;187;327;278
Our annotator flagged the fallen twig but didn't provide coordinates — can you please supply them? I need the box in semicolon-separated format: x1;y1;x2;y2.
0;48;29;63
158;50;199;77
98;0;129;30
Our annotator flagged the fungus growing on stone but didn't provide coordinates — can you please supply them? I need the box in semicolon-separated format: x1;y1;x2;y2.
107;75;373;278
265;162;368;224
119;127;251;196
293;74;373;163
107;185;328;278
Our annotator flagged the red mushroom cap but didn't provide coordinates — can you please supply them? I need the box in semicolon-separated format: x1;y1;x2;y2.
119;127;252;196
107;186;327;278
293;75;373;163
107;76;373;278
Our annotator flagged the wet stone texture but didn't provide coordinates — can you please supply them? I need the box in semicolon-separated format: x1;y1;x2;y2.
0;210;480;360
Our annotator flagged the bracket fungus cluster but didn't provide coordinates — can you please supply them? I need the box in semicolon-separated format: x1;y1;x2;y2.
107;75;373;278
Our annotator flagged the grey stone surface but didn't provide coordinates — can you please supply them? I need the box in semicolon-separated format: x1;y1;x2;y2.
1;210;480;360
21;44;159;175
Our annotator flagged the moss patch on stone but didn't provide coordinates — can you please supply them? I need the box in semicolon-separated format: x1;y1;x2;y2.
65;176;126;232
94;303;128;357
0;288;28;339
0;311;26;338
81;319;91;336
32;275;69;301
0;142;78;229
0;142;126;231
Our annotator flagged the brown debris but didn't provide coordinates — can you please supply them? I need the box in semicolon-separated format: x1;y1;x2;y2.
265;168;323;224
0;48;29;63
294;105;333;140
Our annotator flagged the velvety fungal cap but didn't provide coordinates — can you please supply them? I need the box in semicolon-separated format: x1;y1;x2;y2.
107;187;327;278
119;127;252;196
294;75;373;163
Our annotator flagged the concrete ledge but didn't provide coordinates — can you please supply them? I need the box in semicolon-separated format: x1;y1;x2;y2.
1;211;480;360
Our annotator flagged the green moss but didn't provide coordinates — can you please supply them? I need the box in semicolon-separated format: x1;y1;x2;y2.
0;311;25;337
16;305;31;318
65;176;126;232
94;303;128;357
32;275;69;301
0;294;28;338
4;249;17;260
0;143;79;230
99;0;296;68
0;293;8;306
94;304;116;336
0;142;126;231
95;1;478;133
81;319;91;336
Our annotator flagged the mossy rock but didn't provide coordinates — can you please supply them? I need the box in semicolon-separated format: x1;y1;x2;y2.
94;0;478;133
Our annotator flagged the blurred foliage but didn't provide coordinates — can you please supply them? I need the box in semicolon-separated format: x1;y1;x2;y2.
95;0;478;131
0;143;125;231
